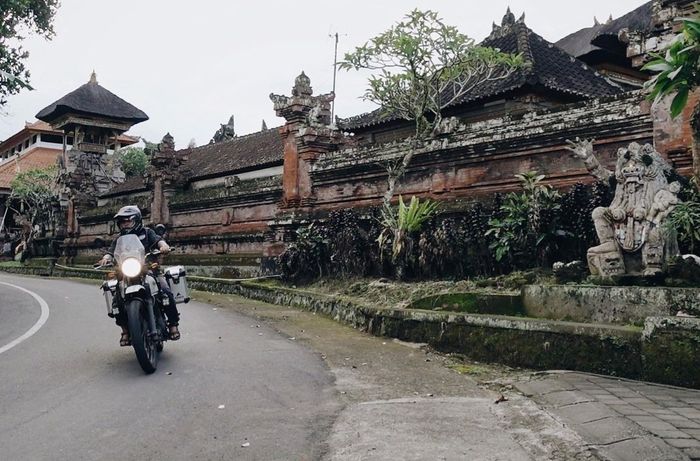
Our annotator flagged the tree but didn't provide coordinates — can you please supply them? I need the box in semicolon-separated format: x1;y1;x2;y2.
643;7;700;180
0;0;59;106
116;147;148;178
4;167;57;251
340;9;522;206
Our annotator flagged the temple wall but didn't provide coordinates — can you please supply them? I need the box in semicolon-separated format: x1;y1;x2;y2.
66;91;698;274
311;93;664;210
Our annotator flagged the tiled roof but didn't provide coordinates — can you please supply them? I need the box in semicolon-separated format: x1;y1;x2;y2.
591;1;655;49
36;76;148;124
185;127;283;180
102;175;148;197
555;22;606;59
24;120;59;133
101;127;283;196
0;148;59;190
338;12;623;131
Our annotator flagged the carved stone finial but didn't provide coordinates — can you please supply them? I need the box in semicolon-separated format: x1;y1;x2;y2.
607;14;613;24
517;12;526;23
89;71;98;84
502;7;515;26
210;115;236;144
594;16;600;26
161;132;175;151
261;119;268;131
292;71;313;97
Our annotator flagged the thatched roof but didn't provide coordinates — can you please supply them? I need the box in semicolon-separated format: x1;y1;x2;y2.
36;73;148;124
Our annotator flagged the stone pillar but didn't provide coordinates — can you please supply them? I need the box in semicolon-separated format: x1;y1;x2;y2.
270;72;343;209
263;72;345;272
652;89;700;178
148;133;188;226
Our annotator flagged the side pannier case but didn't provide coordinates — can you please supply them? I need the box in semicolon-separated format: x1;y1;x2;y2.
165;265;190;304
102;279;119;317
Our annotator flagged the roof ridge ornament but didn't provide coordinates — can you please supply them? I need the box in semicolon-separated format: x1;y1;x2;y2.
502;6;515;26
89;70;97;84
292;71;313;97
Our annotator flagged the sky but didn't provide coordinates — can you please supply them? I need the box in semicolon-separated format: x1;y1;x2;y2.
0;0;648;148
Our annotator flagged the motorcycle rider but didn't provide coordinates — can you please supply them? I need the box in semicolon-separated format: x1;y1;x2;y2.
97;206;181;346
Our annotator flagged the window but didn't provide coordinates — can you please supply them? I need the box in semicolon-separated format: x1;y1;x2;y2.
42;134;63;144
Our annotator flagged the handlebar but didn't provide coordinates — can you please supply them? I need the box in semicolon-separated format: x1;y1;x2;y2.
93;262;113;270
94;247;176;269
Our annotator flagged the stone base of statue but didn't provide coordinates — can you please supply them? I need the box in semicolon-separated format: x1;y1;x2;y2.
587;241;625;277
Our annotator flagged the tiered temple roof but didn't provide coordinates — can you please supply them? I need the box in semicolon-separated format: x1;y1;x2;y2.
339;9;624;131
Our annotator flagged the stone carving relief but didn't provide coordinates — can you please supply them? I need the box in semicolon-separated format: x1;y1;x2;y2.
568;139;680;277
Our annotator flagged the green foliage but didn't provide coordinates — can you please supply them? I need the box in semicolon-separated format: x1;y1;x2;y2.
277;223;328;283
0;0;59;106
116;147;148;178
321;209;375;277
665;197;700;254
6;166;57;238
341;9;522;205
277;182;605;282
379;196;438;279
643;5;700;117
486;172;563;267
9;166;55;205
278;210;380;283
341;9;522;138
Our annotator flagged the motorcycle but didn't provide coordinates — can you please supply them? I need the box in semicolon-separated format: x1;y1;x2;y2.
96;234;185;374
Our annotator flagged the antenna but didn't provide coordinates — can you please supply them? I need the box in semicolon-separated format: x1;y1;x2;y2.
329;30;347;123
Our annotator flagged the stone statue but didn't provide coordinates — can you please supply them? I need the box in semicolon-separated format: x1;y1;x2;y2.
567;139;681;277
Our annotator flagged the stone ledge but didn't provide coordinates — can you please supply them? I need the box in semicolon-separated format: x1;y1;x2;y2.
522;284;700;325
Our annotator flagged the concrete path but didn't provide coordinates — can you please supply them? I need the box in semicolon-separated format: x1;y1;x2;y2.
198;291;599;460
512;371;700;461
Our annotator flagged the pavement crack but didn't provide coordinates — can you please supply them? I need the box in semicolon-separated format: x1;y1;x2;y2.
556;399;596;409
588;436;640;447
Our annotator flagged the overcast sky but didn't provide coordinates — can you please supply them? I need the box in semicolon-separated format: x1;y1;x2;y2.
0;0;647;148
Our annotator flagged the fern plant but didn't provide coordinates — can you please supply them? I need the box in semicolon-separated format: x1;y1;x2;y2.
378;195;438;279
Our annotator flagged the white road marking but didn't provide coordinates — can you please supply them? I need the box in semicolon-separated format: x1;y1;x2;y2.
0;281;50;355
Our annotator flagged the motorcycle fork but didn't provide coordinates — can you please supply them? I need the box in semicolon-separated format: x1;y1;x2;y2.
145;297;159;341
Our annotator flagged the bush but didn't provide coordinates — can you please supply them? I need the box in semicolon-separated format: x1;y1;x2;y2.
277;223;328;283
278;180;609;283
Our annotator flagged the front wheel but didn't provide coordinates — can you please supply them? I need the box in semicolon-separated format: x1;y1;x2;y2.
125;299;158;374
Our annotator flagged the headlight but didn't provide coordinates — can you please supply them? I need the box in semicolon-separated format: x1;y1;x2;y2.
121;258;142;277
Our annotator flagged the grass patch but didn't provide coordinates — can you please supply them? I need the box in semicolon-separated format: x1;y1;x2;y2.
292;270;554;310
0;260;22;268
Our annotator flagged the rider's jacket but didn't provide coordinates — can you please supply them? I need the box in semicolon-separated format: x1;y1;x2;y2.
106;227;163;257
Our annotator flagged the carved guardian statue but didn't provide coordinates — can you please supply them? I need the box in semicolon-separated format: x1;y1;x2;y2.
568;139;680;277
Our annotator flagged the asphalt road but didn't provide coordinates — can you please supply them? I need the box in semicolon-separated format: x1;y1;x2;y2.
0;274;339;461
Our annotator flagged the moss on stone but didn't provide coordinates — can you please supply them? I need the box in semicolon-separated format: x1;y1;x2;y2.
408;292;525;316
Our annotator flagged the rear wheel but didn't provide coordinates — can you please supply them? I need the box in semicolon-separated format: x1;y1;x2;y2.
125;299;158;374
